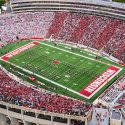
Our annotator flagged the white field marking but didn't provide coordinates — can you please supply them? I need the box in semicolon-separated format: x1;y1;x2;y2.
88;53;96;57
40;42;111;66
74;83;78;86
65;74;70;78
88;62;92;65
45;51;50;54
1;60;88;98
64;79;69;82
64;46;71;50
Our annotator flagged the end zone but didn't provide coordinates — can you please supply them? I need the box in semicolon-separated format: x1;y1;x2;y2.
0;41;40;61
80;66;122;99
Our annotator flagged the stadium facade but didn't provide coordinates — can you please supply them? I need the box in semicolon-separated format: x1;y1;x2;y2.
0;0;125;125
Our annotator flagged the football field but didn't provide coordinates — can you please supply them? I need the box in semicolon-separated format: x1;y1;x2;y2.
0;40;124;102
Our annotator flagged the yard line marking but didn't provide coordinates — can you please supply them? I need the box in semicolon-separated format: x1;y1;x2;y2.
64;79;69;82
45;51;50;54
65;74;70;78
40;42;110;66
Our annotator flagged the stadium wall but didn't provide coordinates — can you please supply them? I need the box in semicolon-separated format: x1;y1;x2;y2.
10;0;125;20
0;101;88;125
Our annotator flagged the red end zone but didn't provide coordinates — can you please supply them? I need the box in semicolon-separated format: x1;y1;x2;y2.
80;66;121;98
1;41;40;61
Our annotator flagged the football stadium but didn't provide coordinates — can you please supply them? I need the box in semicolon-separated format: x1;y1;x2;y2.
0;0;125;125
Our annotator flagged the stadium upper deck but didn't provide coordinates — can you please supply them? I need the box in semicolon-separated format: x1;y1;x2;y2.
10;0;125;19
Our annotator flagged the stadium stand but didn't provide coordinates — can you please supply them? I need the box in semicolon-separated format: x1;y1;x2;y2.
0;68;92;116
116;76;125;105
99;74;125;106
10;0;125;19
117;93;125;105
0;12;54;43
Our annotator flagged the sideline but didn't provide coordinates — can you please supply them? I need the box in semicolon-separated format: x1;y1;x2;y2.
40;41;111;66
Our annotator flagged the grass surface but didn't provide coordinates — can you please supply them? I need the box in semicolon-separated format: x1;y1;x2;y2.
0;40;125;102
112;0;125;2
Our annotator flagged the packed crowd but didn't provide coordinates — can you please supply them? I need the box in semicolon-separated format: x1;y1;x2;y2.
0;68;92;116
117;93;125;106
0;12;54;43
100;74;125;104
116;76;125;106
0;12;125;62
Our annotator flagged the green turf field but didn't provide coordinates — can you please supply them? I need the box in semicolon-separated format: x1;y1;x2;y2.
112;0;125;2
0;40;125;102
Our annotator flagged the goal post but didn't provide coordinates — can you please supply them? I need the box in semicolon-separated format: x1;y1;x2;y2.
49;34;54;43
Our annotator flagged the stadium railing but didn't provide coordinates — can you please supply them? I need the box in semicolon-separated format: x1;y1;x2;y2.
0;101;90;125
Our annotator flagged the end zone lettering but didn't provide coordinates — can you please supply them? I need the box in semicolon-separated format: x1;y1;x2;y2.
80;66;120;98
1;41;40;61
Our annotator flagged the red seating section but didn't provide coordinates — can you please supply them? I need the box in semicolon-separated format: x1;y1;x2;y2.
46;13;125;63
0;69;92;116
